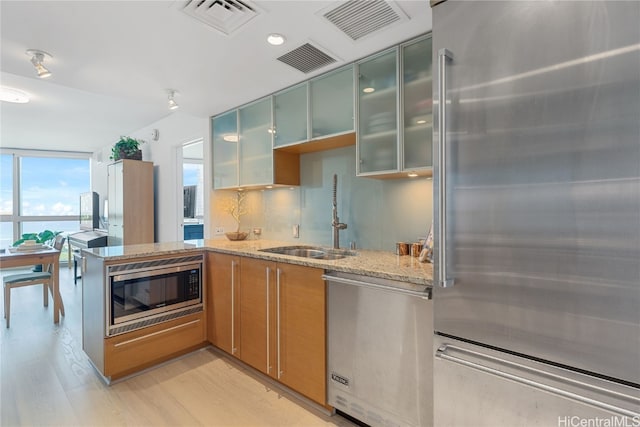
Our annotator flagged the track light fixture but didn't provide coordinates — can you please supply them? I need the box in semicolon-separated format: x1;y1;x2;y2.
167;89;179;110
26;49;52;78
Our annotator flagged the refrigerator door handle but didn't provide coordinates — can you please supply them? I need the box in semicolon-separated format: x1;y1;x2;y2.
437;48;454;288
436;344;640;418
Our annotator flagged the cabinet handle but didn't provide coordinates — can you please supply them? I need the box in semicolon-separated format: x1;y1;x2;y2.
231;260;237;354
276;267;282;379
266;266;271;374
113;319;200;348
436;48;455;288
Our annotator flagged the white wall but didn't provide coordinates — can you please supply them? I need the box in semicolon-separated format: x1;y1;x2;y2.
92;111;209;243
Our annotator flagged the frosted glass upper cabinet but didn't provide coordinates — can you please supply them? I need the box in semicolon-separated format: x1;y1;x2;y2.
357;48;398;175
402;35;433;173
273;83;307;148
239;98;273;186
273;65;355;152
310;65;354;139
356;34;433;177
212;110;239;189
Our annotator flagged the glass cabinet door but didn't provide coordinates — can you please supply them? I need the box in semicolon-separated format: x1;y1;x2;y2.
402;36;433;171
239;98;273;186
212;111;238;189
310;65;354;138
357;49;398;174
273;83;307;147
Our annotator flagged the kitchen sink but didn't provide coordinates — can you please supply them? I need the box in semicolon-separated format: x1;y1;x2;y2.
259;245;356;260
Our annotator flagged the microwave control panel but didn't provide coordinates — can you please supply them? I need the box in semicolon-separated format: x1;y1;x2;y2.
187;269;200;299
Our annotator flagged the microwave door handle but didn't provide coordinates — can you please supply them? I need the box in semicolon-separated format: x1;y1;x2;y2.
437;48;454;288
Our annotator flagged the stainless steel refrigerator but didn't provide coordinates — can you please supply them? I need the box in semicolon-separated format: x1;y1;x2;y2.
431;1;640;425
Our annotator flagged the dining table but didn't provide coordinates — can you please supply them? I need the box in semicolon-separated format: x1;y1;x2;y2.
0;246;63;323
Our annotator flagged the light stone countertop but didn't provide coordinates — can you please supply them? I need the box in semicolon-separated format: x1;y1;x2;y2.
83;238;433;287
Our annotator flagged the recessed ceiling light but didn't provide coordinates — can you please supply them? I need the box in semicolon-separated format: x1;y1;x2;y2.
0;87;30;103
223;135;239;142
267;33;285;46
266;185;273;189
363;87;375;93
408;172;418;178
416;119;427;124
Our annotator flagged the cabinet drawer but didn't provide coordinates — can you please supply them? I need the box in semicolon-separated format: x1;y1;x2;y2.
104;312;206;378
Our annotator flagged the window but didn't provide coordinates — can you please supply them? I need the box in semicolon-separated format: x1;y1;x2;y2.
0;150;91;257
20;156;89;216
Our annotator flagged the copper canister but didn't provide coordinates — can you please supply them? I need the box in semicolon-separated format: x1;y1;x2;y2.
411;242;423;257
396;242;410;255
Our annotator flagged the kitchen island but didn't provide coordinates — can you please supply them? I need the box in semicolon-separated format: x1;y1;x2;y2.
80;239;433;409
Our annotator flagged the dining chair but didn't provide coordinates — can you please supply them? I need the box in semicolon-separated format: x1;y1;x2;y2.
3;235;66;328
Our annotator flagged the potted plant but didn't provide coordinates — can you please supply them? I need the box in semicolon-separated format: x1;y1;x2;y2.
110;136;144;161
12;230;61;247
222;190;249;241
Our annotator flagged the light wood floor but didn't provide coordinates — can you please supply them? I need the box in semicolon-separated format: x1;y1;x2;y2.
0;266;356;427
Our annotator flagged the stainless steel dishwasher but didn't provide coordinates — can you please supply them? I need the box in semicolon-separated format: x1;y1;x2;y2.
324;271;433;427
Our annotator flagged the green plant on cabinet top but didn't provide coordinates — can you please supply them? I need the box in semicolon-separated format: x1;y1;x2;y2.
110;136;144;161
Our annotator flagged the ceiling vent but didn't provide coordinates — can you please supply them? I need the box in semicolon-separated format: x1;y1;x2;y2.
321;0;408;41
277;43;337;74
178;0;259;36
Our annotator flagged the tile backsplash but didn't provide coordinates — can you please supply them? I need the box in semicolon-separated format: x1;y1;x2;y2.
211;146;432;252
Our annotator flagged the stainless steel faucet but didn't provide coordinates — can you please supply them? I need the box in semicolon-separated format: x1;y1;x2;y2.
332;174;347;249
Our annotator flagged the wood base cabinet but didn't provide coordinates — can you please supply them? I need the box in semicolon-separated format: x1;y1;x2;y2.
82;252;206;382
238;258;272;375
208;254;327;406
104;312;205;379
206;252;240;356
238;259;327;406
275;263;326;406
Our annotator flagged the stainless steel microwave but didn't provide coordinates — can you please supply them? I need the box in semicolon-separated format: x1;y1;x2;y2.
106;255;203;336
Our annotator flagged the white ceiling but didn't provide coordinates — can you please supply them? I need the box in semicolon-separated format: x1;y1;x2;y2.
0;0;432;153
